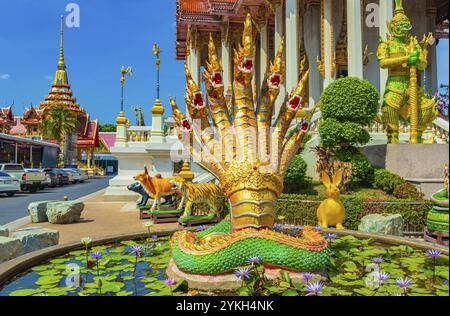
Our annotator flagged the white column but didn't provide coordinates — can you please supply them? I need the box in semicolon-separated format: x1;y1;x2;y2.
274;1;286;116
304;0;321;108
379;0;393;97
323;0;334;88
150;100;166;144
221;35;231;91
347;0;363;78
190;45;200;84
259;23;269;89
285;0;299;93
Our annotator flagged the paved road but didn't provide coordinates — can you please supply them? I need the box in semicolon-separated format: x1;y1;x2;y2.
0;176;112;225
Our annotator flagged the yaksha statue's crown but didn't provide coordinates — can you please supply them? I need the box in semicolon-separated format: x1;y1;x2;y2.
170;14;313;232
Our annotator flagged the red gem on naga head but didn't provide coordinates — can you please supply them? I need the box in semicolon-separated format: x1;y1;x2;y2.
269;74;281;87
300;121;309;131
242;59;253;71
212;72;223;85
193;92;204;108
289;95;301;110
181;119;191;130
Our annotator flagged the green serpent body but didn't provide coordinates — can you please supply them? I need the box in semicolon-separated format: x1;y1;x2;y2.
170;220;331;275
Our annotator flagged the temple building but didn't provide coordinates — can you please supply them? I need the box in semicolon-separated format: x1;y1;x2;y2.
7;17;100;169
175;0;449;113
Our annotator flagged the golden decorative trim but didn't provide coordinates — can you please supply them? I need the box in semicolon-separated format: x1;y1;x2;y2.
174;226;328;256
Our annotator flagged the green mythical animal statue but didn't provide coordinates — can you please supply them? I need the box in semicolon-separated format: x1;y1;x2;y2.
167;14;330;278
377;0;438;144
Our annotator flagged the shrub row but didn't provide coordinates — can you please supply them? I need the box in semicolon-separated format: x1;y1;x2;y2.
276;195;431;231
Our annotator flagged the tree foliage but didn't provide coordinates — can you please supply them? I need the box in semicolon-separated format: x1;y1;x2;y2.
41;106;79;144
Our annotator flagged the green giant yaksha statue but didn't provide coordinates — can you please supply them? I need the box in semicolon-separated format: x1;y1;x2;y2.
377;0;438;144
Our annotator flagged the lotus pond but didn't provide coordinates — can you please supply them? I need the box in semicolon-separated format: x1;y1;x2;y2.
0;231;448;296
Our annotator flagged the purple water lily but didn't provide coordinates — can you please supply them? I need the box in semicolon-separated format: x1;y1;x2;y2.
151;235;158;241
305;281;325;296
396;277;414;290
426;249;442;258
325;233;337;240
247;256;262;266
164;278;176;286
372;256;384;264
234;268;252;280
376;271;391;284
315;226;323;232
90;251;103;260
357;246;365;251
302;272;314;282
131;245;143;256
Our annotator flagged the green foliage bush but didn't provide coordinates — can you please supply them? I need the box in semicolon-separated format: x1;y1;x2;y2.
371;169;406;193
318;119;371;148
276;195;431;231
393;182;424;200
320;77;379;125
334;147;374;182
284;155;308;193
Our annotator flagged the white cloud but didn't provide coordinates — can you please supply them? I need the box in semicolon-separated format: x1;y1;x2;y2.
45;75;53;81
0;73;10;80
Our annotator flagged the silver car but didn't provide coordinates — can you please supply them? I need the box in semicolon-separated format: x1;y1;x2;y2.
0;171;20;197
62;169;81;184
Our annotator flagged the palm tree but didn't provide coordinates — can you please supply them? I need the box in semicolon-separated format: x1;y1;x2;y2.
41;106;79;165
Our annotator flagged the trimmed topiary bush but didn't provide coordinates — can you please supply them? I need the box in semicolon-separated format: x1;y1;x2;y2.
321;77;380;125
393;182;424;200
371;169;406;193
334;147;374;183
284;155;308;193
318;77;380;184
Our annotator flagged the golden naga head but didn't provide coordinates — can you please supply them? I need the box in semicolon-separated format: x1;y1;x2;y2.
183;63;207;119
267;38;285;91
204;33;224;96
389;0;412;38
234;14;255;85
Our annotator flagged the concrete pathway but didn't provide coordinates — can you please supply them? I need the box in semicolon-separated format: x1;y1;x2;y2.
19;190;179;244
0;177;112;225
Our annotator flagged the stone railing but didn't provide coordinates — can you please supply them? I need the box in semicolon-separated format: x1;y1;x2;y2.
126;126;152;143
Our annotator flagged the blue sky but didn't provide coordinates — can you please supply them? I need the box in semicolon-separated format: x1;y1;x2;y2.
0;0;449;125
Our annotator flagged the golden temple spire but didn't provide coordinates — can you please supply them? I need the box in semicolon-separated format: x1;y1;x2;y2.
58;16;66;70
53;16;69;85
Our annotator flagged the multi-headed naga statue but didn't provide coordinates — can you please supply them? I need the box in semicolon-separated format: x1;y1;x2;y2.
167;14;330;277
378;0;438;144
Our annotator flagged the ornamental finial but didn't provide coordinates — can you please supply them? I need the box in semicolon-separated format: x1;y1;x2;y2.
58;16;65;70
242;13;254;58
394;0;405;14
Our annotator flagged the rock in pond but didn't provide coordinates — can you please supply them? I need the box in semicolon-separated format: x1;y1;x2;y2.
11;227;59;254
358;214;404;236
46;201;84;224
0;237;23;263
0;225;8;237
28;200;58;223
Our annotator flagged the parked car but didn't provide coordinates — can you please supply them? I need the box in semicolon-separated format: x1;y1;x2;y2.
26;169;50;190
54;169;70;186
40;168;60;188
62;169;80;184
0;171;20;197
0;164;45;193
64;168;88;183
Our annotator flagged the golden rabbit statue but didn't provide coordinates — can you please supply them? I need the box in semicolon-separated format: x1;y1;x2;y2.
317;170;345;229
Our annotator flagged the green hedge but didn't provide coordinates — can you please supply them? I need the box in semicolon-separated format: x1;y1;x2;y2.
276;195;431;231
